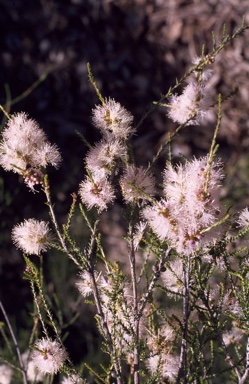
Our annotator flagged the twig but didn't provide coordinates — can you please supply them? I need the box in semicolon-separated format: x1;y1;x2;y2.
177;256;191;384
43;176;80;267
0;300;28;384
128;225;140;384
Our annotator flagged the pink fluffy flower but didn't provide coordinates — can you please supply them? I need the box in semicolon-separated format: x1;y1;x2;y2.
76;270;105;298
143;200;177;242
144;157;224;255
12;219;53;255
120;165;155;203
79;175;115;211
31;338;67;375
167;82;211;125
92;98;134;140
146;324;179;382
0;112;61;173
0;364;13;384
237;208;249;229
61;374;86;384
85;139;125;178
161;258;184;297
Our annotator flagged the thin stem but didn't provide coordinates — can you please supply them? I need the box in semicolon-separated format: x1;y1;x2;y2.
138;248;171;319
204;93;222;195
177;256;191;384
87;62;105;105
30;281;49;339
200;285;242;381
36;279;63;344
239;335;249;384
0;104;11;120
128;229;139;384
219;334;241;382
85;218;122;383
5;68;52;108
90;271;122;384
43;176;80;267
0;300;28;384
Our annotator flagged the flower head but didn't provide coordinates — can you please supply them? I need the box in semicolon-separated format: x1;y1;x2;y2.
146;353;179;383
146;324;179;382
161;258;184;297
76;270;104;298
0;112;61;189
61;374;86;384
167;82;211;125
0;364;13;384
144;157;224;255
143;200;176;242
223;326;245;347
237;208;249;229
120;165;155;203
92;98;134;140
22;351;45;382
12;219;53;255
85;139;125;178
79;175;115;211
31;338;67;375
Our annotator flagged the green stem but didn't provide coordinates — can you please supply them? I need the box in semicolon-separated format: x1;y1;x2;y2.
0;300;28;384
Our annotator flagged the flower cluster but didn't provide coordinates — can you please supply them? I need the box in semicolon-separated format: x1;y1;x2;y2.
85;139;125;178
0;112;61;190
12;218;53;255
120;165;155;203
79;98;135;211
92;98;134;140
146;324;179;382
31;338;67;375
143;156;224;254
167;68;212;125
79;175;116;211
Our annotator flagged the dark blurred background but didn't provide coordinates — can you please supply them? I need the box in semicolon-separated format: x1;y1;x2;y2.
0;0;249;380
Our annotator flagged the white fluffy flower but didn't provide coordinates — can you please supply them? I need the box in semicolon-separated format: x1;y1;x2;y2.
223;327;245;347
167;82;211;125
22;351;45;382
12;219;53;255
144;157;224;255
161;258;184;297
146;324;179;382
146;353;179;382
120;165;155;203
61;374;86;384
85;139;125;178
31;338;67;375
0;364;13;384
92;98;134;140
79;175;115;211
143;200;177;242
76;270;104;298
237;208;249;229
0;112;61;175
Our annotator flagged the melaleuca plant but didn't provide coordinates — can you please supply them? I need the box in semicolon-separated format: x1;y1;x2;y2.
0;20;249;384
